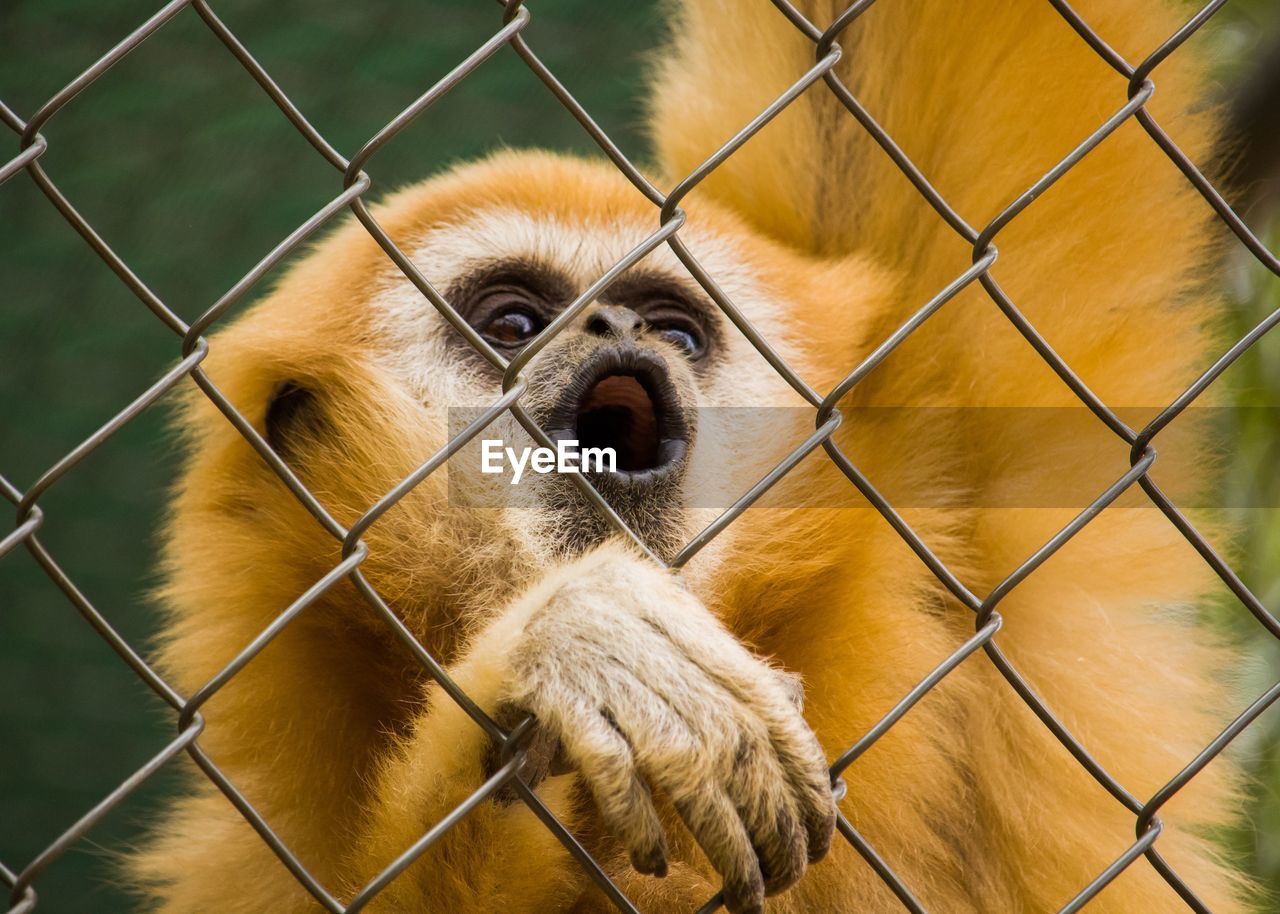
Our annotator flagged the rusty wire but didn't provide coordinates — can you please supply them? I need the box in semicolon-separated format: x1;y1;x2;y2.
3;1;1280;912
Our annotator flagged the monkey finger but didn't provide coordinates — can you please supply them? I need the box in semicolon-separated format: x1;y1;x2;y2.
557;707;669;877
722;742;808;895
669;784;765;914
488;703;564;801
794;766;836;864
763;718;835;864
783;749;836;864
694;663;832;867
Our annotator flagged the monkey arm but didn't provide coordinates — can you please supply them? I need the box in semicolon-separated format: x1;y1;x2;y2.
346;541;834;914
342;599;581;914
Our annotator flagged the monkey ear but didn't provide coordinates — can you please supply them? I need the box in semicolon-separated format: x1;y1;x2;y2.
264;380;325;462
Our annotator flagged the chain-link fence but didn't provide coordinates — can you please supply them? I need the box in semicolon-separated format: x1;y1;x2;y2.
3;0;1280;912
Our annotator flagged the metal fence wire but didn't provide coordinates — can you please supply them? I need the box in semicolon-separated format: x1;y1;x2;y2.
3;0;1280;912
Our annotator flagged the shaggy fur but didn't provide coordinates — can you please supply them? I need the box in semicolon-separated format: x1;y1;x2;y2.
131;1;1255;912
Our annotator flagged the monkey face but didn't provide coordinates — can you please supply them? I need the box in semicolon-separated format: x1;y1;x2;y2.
423;230;718;557
350;157;825;562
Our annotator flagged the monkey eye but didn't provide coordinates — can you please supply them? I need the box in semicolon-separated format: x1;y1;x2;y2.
474;289;547;348
484;308;543;345
646;307;706;360
656;325;702;357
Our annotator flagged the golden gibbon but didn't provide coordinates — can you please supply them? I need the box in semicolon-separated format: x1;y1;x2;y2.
131;1;1256;912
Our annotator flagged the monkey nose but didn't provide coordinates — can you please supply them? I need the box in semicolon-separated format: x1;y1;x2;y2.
585;305;643;340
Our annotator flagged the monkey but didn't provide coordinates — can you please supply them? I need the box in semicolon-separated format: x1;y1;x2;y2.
128;1;1259;912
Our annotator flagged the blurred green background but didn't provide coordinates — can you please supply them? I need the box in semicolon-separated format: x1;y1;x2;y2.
0;2;1277;912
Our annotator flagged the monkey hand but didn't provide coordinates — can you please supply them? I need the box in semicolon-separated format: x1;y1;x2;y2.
501;546;836;914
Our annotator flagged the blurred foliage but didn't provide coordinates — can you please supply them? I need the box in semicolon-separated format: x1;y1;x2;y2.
1212;0;1280;901
1219;228;1280;895
0;1;1277;912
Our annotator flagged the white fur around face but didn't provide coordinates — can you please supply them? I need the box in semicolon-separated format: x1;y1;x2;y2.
367;207;806;413
364;207;818;574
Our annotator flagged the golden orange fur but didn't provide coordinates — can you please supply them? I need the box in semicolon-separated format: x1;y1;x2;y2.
132;1;1255;912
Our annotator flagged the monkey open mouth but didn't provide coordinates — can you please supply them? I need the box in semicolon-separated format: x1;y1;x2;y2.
545;346;690;487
